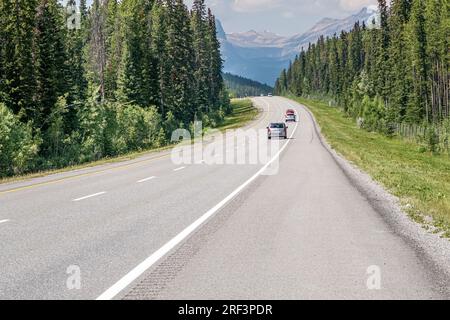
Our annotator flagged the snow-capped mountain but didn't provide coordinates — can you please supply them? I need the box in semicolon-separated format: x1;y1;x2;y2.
219;7;380;85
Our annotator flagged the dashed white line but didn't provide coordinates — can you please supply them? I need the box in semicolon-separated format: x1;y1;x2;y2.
96;104;299;300
72;192;107;202
137;176;156;183
173;167;186;172
0;219;10;225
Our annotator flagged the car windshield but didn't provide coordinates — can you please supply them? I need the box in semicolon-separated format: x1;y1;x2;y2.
270;123;284;128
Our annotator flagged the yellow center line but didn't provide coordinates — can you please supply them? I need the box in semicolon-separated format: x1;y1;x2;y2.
0;153;171;196
0;99;271;196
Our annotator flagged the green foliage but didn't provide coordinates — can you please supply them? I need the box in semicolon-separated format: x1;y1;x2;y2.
0;0;229;178
0;103;40;177
223;73;273;98
276;0;449;143
297;96;450;237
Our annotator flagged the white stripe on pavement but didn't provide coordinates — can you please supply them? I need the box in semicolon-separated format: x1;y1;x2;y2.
0;219;10;225
137;176;156;183
173;167;186;172
72;192;107;202
96;102;298;300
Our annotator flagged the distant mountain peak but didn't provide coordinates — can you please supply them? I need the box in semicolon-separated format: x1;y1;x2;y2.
220;6;380;85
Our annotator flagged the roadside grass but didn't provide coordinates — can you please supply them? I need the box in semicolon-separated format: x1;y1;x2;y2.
219;98;259;131
0;99;259;185
294;96;450;238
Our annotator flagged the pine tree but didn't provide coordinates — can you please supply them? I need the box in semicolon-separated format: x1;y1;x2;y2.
88;0;108;102
34;0;68;131
405;0;428;122
151;0;168;115
79;0;87;19
206;9;224;110
0;0;38;119
104;0;121;101
140;0;159;107
65;0;88;124
0;0;6;103
164;0;195;123
386;0;413;123
425;0;448;121
375;0;390;101
116;0;145;105
191;0;210;114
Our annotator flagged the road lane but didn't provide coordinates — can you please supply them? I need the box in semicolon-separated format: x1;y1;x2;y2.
0;97;287;299
97;104;299;300
123;97;449;300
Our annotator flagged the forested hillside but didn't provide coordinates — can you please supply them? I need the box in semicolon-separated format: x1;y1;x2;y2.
0;0;229;177
275;0;449;153
223;73;273;98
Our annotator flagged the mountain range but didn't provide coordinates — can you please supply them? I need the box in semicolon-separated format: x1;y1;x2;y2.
218;6;379;85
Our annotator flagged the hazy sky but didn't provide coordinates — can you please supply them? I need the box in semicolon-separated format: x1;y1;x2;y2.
79;0;378;36
185;0;378;36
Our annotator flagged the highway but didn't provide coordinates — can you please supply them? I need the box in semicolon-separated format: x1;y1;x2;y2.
0;97;448;300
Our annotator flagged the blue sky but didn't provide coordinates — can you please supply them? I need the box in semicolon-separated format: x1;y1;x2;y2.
185;0;378;36
80;0;378;36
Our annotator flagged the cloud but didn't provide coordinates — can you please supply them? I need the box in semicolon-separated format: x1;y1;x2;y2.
231;0;281;12
192;0;378;35
338;0;377;12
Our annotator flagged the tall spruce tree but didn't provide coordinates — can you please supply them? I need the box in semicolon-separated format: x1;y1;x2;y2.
191;0;210;114
34;0;68;130
150;0;167;115
164;0;195;123
206;9;224;110
405;0;428;122
1;0;38;119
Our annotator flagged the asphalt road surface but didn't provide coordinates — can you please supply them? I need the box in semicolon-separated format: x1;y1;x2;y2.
0;97;448;300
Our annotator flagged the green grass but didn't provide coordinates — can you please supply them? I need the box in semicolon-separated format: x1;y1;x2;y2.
219;98;259;131
294;96;450;238
0;99;259;185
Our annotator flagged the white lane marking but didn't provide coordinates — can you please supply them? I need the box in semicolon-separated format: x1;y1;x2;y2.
96;101;298;301
72;192;107;202
0;219;10;225
137;176;156;183
173;167;186;172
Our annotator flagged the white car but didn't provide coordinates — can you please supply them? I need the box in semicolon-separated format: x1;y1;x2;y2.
285;114;296;122
267;123;288;140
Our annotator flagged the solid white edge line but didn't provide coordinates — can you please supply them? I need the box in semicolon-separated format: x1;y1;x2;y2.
173;167;186;172
72;192;107;202
137;176;156;183
96;98;298;301
0;219;10;225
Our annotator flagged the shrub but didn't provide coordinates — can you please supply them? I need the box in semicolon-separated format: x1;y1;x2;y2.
424;125;439;153
0;103;41;176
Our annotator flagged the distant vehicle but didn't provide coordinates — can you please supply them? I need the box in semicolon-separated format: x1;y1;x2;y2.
267;123;288;140
285;109;297;122
267;93;273;97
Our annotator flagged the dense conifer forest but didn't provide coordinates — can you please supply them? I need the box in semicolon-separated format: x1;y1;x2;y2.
275;0;449;152
0;0;229;177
